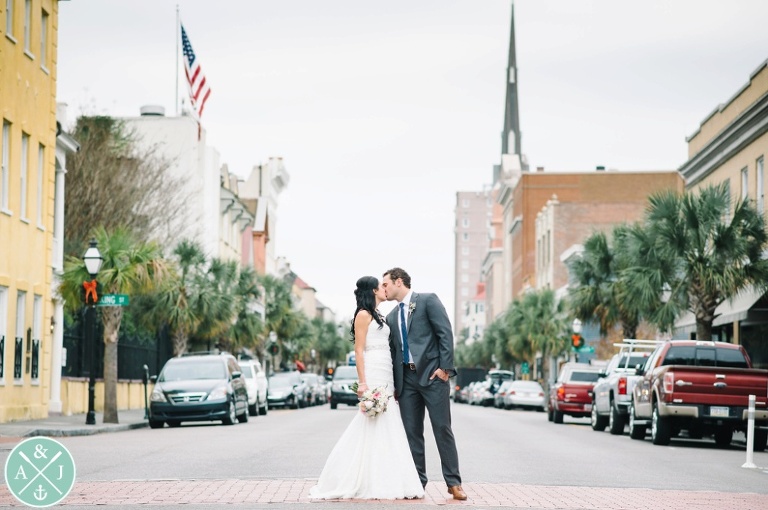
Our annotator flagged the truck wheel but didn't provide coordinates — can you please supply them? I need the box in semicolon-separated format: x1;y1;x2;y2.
713;427;732;447
553;409;564;424
608;401;625;435
591;403;607;431
628;402;646;440
149;420;164;429
651;403;671;445
753;428;767;452
223;400;237;425
330;401;338;410
547;406;553;422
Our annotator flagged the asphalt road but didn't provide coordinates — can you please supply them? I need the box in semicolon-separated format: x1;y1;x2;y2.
9;400;764;493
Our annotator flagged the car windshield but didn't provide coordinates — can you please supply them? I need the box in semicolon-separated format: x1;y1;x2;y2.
269;374;298;388
333;366;358;379
661;346;749;368
239;365;254;377
615;354;650;370
570;371;600;383
160;360;226;381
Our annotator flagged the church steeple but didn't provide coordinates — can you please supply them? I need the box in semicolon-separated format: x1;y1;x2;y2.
501;1;523;163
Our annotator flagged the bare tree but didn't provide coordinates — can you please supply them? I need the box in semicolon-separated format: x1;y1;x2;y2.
64;116;194;256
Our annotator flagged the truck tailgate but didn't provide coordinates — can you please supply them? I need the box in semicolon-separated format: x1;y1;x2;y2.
663;366;768;407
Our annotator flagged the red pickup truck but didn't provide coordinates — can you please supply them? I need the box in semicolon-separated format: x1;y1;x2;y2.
548;362;602;424
629;340;768;450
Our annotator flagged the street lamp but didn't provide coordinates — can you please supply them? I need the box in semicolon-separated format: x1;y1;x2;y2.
83;238;103;425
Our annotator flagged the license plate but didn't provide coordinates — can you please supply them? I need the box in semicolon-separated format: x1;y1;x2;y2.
710;406;729;417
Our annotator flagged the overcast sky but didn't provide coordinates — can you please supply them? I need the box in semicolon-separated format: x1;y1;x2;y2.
57;1;768;325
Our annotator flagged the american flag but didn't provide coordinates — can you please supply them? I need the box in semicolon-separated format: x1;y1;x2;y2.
181;23;211;119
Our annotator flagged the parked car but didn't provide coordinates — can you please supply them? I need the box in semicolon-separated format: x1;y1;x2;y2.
329;365;360;409
238;359;269;416
267;371;309;409
301;373;327;406
504;380;546;411
591;340;657;435
494;381;514;408
548;362;602;424
453;367;487;403
149;352;249;428
629;340;768;450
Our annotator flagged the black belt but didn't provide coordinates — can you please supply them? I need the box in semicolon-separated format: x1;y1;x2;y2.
404;362;416;371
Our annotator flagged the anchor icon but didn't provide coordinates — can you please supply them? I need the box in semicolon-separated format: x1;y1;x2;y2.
33;484;48;501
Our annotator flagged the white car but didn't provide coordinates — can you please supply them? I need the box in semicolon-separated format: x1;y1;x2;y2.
503;380;546;411
238;359;269;416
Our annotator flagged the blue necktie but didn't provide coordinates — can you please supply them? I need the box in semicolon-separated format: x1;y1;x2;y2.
399;302;410;364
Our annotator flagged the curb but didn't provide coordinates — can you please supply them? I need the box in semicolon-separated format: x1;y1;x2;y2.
20;421;149;438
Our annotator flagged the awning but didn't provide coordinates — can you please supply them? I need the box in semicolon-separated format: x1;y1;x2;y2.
674;287;766;336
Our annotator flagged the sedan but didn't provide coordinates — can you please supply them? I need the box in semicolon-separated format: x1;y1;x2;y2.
503;380;546;411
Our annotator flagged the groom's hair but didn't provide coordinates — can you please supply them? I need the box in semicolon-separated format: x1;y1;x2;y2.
383;267;411;289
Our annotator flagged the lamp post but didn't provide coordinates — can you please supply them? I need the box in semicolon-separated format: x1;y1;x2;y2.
83;238;103;425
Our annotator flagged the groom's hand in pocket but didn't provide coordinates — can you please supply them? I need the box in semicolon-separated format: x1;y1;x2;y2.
430;368;449;382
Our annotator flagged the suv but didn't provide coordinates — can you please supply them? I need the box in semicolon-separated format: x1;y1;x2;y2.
329;365;359;409
548;362;602;424
267;370;309;409
149;352;249;428
238;359;269;416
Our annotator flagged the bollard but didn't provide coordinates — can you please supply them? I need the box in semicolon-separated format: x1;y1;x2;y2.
142;364;150;420
741;394;756;469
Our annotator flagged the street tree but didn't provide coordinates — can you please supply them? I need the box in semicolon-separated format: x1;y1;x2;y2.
63;116;191;256
58;227;169;423
624;183;768;340
568;225;641;339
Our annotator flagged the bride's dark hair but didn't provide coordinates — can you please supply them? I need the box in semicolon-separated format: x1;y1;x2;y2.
350;276;383;341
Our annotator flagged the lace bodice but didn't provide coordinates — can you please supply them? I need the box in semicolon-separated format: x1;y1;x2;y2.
365;318;390;351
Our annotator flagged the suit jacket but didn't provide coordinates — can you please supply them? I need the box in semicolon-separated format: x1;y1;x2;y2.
387;292;456;397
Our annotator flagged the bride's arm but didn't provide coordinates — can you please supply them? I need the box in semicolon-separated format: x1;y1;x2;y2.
353;310;371;396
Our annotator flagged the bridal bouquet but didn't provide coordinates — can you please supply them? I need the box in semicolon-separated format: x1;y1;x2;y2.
358;386;391;418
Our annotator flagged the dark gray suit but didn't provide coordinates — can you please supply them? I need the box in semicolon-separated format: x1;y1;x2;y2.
387;292;461;488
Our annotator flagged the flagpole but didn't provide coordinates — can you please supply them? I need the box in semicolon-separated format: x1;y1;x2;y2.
175;4;180;116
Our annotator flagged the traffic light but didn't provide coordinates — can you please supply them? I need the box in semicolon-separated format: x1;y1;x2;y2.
326;367;334;377
571;333;584;349
268;343;279;355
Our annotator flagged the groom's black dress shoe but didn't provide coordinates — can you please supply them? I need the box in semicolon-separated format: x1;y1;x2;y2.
447;485;467;500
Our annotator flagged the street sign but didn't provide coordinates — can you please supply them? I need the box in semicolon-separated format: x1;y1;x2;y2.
521;361;529;374
97;294;130;307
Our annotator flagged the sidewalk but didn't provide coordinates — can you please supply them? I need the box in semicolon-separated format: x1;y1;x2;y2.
0;408;148;439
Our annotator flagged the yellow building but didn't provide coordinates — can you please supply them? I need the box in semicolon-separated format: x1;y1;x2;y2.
677;59;768;367
0;0;60;421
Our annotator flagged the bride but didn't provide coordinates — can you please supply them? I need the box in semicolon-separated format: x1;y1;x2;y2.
309;276;424;500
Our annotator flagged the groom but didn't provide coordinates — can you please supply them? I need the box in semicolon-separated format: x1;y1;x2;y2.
382;267;466;501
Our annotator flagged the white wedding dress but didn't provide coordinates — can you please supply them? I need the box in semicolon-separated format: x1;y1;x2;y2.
309;318;424;500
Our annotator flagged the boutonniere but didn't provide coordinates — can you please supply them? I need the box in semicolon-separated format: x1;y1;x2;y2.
408;302;416;314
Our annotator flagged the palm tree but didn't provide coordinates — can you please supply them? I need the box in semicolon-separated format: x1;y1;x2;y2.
195;258;238;351
260;274;304;363
59;227;169;423
312;317;347;372
224;265;265;354
506;289;569;383
625;183;768;340
568;225;641;339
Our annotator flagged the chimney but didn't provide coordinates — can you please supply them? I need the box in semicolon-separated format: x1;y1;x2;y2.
140;105;166;116
596;166;605;171
536;166;544;172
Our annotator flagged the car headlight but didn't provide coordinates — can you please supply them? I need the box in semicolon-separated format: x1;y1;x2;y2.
150;389;166;403
208;385;228;400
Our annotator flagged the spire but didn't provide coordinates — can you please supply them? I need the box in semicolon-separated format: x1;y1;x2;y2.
501;1;522;162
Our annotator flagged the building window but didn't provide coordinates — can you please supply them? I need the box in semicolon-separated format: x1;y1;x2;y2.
36;144;44;226
461;273;469;283
0;286;7;382
23;0;31;53
462;198;469;208
462;232;469;241
758;157;764;213
741;167;749;201
20;132;29;220
462;217;469;228
461;287;469;297
40;9;48;69
14;291;25;381
6;0;14;39
462;246;469;256
461;260;469;269
1;120;9;210
31;295;41;382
